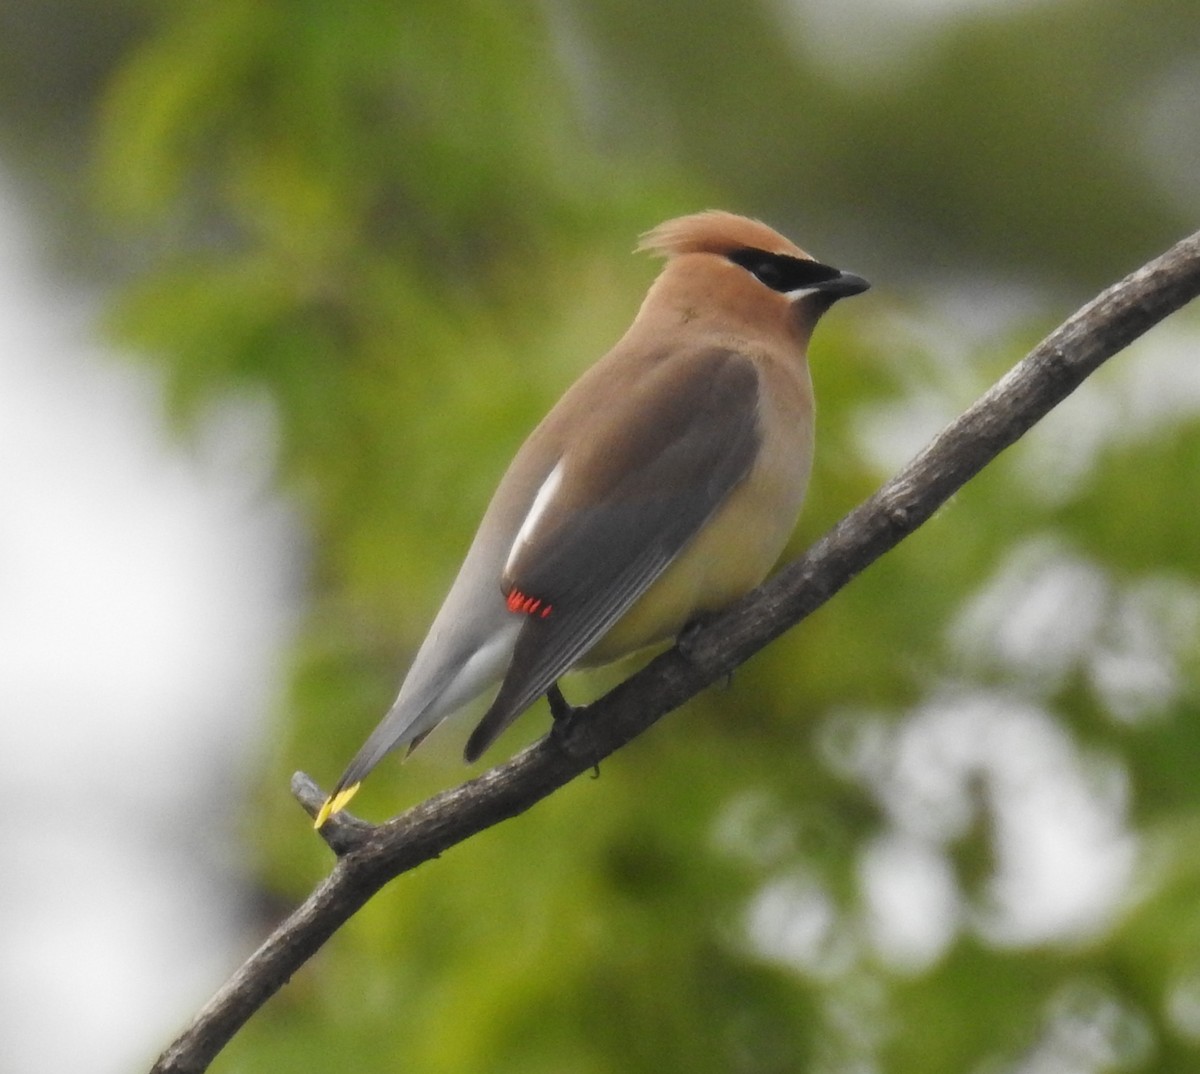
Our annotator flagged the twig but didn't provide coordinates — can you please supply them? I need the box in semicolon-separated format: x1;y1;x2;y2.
149;229;1200;1074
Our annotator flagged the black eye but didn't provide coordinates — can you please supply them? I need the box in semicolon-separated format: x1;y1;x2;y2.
749;258;785;289
727;248;841;293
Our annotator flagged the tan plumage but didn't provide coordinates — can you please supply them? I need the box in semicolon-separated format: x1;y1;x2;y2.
316;211;868;826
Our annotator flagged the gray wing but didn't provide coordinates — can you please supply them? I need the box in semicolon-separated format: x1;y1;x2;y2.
463;348;763;761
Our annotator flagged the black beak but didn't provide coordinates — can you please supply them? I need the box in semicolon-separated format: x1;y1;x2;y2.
817;270;870;298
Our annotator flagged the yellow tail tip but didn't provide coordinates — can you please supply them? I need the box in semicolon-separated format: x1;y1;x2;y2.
314;783;361;829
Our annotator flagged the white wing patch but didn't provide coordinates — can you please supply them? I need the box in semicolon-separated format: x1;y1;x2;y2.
504;460;564;577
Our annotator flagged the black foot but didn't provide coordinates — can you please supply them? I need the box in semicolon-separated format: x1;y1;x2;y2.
547;682;578;722
676;614;715;661
546;683;600;776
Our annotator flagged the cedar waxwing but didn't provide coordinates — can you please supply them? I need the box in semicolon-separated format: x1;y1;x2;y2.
316;211;868;826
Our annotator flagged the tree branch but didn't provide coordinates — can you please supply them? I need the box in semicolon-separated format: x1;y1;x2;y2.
149;230;1200;1074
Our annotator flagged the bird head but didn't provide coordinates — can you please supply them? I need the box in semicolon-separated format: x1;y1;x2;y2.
637;210;869;342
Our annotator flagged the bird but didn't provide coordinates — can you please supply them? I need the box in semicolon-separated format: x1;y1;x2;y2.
315;210;868;827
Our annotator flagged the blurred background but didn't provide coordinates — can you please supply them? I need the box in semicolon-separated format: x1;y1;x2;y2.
0;1;1198;1072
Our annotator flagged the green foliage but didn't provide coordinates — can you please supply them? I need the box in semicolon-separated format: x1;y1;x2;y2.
81;0;1200;1070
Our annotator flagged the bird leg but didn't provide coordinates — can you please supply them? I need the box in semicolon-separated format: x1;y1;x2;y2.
547;681;577;722
676;613;717;660
677;617;734;687
546;683;600;777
